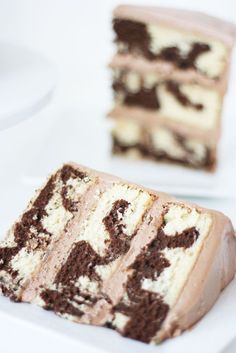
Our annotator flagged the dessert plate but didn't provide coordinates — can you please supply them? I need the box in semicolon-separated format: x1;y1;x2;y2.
0;42;56;130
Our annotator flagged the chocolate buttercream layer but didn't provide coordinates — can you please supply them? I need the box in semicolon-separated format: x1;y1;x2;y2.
0;163;235;344
110;54;230;92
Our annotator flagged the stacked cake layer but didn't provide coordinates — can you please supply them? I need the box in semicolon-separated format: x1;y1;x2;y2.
108;5;236;170
0;163;235;344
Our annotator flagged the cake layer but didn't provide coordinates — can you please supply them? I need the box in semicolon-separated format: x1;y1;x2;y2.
0;163;235;344
0;164;96;300
113;5;236;79
110;110;217;170
111;66;222;130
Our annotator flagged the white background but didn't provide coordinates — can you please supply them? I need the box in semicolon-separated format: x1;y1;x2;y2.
0;0;235;352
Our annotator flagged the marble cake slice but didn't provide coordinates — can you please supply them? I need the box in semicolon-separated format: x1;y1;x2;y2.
0;162;235;344
108;5;236;170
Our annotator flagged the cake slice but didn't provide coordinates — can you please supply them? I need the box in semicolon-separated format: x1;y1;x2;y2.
109;5;236;170
0;163;235;344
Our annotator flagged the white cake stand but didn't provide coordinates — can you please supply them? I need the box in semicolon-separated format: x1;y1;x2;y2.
0;42;56;130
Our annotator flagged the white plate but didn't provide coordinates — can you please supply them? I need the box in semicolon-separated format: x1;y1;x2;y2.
0;42;56;130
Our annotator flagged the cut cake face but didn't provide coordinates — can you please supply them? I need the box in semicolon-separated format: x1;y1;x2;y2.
0;163;235;344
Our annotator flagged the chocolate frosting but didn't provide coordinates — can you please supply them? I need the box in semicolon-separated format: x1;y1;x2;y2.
113;5;236;46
